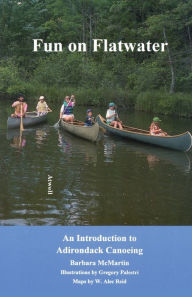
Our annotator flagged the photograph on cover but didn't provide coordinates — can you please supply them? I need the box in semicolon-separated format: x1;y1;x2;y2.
0;0;192;226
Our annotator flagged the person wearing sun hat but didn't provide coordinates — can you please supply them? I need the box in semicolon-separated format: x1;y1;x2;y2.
106;102;122;129
36;96;52;116
150;116;168;136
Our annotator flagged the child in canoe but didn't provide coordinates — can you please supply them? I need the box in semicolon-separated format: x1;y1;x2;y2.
150;117;168;136
36;96;52;116
106;102;122;129
85;109;94;126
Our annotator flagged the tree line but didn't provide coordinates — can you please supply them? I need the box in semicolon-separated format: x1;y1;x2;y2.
1;0;192;117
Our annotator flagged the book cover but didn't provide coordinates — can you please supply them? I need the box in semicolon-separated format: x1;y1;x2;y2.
0;1;192;296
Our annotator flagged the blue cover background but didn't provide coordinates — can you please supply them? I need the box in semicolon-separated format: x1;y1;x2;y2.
0;226;191;297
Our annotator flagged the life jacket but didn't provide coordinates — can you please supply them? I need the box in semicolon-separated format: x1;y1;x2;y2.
63;101;73;115
85;116;93;126
15;102;26;115
37;101;48;112
150;123;160;134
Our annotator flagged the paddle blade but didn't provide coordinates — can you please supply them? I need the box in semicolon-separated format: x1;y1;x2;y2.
20;118;24;131
53;120;60;128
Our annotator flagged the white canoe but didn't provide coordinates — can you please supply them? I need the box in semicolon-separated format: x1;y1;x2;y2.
60;120;99;142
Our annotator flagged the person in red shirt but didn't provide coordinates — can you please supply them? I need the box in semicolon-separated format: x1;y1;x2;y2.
150;117;168;136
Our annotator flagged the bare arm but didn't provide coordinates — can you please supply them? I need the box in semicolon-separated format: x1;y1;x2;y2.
23;103;28;113
12;101;20;107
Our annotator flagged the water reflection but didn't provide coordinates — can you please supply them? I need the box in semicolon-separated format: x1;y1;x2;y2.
147;154;160;169
58;130;71;153
103;135;116;163
7;127;51;150
103;134;191;173
58;129;97;165
7;129;27;149
1;101;192;225
35;128;48;147
128;141;191;173
11;135;26;149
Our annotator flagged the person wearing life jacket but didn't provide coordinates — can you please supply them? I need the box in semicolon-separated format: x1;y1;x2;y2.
150;117;168;136
84;109;94;126
106;102;123;129
36;96;52;116
60;95;75;122
11;94;28;118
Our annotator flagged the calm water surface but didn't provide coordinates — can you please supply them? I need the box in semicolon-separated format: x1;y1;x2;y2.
0;99;192;225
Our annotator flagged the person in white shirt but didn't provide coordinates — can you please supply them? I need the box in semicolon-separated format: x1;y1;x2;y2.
106;102;122;129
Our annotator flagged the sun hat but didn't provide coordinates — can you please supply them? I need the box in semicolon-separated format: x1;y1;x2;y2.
153;117;161;122
39;96;45;100
109;102;115;107
87;109;92;113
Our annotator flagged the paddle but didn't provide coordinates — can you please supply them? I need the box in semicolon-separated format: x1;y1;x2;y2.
53;99;71;128
20;102;24;131
54;119;61;128
19;102;24;148
114;106;123;124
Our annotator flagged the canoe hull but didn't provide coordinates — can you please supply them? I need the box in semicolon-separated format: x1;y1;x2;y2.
7;113;47;129
60;120;99;142
96;114;192;152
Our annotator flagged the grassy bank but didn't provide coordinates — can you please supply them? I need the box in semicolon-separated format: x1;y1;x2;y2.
1;55;192;118
26;85;192;118
136;91;192;118
5;82;136;108
2;82;192;118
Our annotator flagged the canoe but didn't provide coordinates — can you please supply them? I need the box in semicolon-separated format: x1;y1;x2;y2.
96;114;192;152
7;112;47;129
60;120;99;142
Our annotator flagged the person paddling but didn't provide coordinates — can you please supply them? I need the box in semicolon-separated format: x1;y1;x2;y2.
60;96;75;123
36;96;52;116
106;102;122;129
85;109;94;126
11;94;28;118
150;117;168;136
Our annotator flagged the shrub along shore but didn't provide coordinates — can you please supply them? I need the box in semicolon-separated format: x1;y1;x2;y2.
1;85;192;118
1;1;192;119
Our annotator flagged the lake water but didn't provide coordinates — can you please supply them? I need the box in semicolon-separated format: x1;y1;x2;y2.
0;99;192;225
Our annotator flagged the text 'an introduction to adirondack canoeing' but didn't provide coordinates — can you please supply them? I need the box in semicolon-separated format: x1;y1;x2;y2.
55;233;144;286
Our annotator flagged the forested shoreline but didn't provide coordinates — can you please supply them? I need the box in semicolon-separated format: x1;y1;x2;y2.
1;0;192;117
